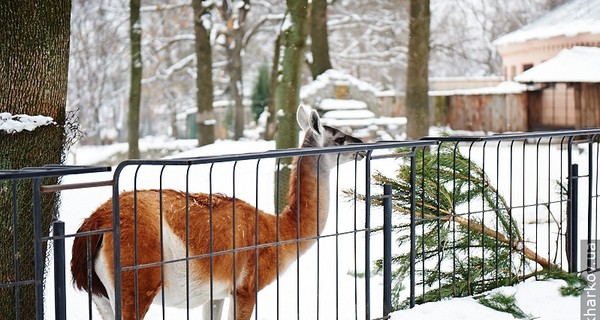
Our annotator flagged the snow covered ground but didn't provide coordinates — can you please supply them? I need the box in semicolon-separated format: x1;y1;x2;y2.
390;279;579;320
43;138;585;319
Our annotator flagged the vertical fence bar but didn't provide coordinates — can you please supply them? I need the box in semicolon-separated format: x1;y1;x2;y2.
53;220;66;320
382;184;393;317
33;178;44;320
11;181;21;320
409;148;417;308
588;139;594;272
567;163;579;272
112;169;123;320
364;151;373;320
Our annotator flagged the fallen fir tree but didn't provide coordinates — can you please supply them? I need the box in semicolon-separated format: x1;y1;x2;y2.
353;143;557;309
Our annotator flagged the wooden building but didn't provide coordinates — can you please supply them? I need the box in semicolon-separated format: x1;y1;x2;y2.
515;46;600;130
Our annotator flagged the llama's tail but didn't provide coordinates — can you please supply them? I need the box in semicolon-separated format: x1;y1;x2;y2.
70;208;111;298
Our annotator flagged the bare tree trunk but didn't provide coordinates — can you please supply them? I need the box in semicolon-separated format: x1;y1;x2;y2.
0;1;71;318
193;0;215;146
308;0;332;79
405;0;430;139
128;0;142;158
265;32;282;141
219;0;250;141
275;1;309;209
229;29;245;140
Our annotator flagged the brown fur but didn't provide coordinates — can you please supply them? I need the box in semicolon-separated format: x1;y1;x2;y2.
70;107;362;319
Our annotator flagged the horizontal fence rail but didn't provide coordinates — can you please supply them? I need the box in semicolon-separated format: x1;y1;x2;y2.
1;130;599;319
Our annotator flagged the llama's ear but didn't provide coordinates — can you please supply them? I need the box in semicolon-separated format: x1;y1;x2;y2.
296;105;310;131
309;109;323;134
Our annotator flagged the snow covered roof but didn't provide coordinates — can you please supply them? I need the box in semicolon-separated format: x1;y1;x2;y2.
514;46;600;83
300;69;380;100
322;109;375;120
429;81;527;96
318;98;368;111
493;0;600;46
0;113;55;134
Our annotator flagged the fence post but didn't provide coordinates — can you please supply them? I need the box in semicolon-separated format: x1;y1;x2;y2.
383;184;393;317
567;164;579;273
33;178;44;320
53;220;66;320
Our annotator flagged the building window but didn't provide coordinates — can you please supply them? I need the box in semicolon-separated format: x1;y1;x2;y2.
523;63;533;72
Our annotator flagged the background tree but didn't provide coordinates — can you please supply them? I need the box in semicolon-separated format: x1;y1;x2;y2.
274;1;309;209
264;32;282;141
328;0;409;90
405;0;430;139
251;62;270;122
308;0;332;79
217;0;250;140
69;0;129;145
0;1;71;318
193;0;216;146
128;0;142;159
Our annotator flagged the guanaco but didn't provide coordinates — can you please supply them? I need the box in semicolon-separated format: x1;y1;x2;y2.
70;105;364;319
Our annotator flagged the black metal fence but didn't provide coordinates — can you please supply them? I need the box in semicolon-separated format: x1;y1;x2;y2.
1;129;599;320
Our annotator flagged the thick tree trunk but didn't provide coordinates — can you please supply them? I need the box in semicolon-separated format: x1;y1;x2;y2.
405;0;430;139
0;1;71;318
193;0;215;146
128;0;142;159
309;0;332;79
275;1;309;209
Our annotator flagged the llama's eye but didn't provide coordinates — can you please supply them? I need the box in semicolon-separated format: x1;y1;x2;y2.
335;137;345;145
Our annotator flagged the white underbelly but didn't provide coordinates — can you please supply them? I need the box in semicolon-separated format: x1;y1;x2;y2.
154;222;230;309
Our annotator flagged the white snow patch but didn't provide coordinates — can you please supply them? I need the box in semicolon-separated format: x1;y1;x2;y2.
300;69;380;100
430;81;527;96
318;98;368;111
0;113;55;133
322;109;375;120
390;280;579;320
281;13;292;32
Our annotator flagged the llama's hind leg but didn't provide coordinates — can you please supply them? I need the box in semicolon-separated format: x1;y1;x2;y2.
202;299;224;319
120;267;162;320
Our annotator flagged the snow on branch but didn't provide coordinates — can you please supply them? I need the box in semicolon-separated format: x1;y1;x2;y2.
142;53;195;84
243;13;284;47
0;113;55;134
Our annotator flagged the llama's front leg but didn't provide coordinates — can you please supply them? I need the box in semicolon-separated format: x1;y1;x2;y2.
202;299;224;319
228;288;256;320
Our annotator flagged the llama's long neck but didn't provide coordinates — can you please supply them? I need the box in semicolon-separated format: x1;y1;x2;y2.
279;154;331;254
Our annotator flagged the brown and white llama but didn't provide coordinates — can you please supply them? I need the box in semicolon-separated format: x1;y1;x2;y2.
70;105;364;320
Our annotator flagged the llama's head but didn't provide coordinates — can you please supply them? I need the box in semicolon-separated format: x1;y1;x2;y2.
296;105;364;168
